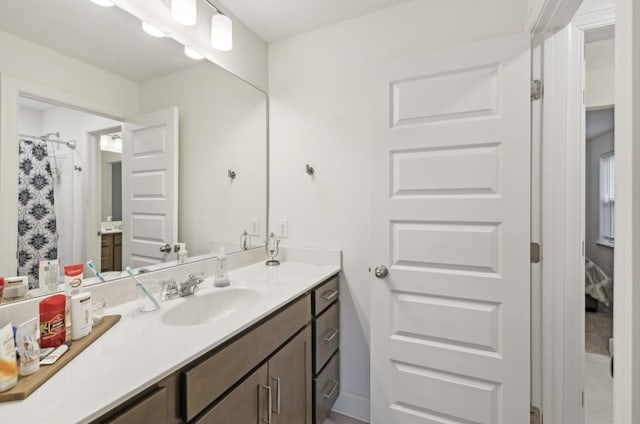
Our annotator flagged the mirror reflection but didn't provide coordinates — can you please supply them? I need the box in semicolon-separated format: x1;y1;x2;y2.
0;0;267;302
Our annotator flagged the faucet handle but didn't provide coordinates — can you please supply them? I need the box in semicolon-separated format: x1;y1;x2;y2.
188;272;205;283
161;279;178;300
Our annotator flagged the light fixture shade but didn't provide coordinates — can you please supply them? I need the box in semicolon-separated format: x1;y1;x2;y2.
142;22;165;38
184;46;204;60
89;0;114;6
211;14;232;51
171;0;197;26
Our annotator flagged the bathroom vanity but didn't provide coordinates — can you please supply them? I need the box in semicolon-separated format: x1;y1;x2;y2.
0;261;340;424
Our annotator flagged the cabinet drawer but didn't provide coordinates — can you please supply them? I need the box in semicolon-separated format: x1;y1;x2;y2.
313;351;340;424
106;387;167;424
313;302;339;374
312;275;339;316
182;295;311;422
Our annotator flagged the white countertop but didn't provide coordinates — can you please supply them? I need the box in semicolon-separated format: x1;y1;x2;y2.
0;261;340;424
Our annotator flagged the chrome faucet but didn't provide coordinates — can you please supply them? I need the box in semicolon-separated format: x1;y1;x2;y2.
161;273;205;299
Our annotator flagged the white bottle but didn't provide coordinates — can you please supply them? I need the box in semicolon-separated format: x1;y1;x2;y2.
214;247;230;287
70;292;93;340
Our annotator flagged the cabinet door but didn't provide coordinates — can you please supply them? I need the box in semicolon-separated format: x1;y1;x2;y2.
113;244;122;271
269;327;312;424
195;363;269;424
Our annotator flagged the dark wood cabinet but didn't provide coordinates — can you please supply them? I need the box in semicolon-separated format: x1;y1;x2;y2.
101;233;122;272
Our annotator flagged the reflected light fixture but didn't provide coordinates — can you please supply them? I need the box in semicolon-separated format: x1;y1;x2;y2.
171;0;197;26
211;13;232;51
89;0;114;6
184;46;204;60
142;22;166;38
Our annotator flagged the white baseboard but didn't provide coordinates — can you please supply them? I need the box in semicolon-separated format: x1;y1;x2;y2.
331;391;370;423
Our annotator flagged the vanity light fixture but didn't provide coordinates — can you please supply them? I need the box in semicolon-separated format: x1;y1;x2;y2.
142;22;166;38
171;0;197;26
202;0;233;52
184;46;204;60
89;0;114;7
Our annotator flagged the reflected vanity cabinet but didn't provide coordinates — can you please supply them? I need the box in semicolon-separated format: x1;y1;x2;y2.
93;273;340;424
101;233;122;272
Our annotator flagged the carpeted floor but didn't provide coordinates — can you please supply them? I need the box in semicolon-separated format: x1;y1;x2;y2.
585;310;613;355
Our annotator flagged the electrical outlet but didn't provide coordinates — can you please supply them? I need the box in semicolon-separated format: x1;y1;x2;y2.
279;219;289;238
250;218;260;236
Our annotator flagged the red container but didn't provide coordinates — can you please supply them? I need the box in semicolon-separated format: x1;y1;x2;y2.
0;277;4;302
39;294;66;348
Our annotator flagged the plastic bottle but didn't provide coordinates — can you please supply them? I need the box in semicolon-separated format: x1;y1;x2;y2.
177;243;187;265
214;247;230;287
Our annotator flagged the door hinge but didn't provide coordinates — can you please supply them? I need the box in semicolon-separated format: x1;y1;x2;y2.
531;80;543;101
531;242;541;263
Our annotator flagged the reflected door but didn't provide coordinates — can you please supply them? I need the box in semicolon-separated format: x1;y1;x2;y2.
122;107;178;269
371;33;531;423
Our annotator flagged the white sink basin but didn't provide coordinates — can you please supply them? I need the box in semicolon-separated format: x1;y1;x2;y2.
161;288;261;326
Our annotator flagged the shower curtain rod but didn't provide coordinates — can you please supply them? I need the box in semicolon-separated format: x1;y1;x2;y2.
19;133;77;149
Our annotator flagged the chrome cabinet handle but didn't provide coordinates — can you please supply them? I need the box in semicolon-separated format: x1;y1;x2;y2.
322;379;339;399
159;243;172;253
259;384;272;424
374;265;389;279
271;377;281;414
321;289;338;301
322;328;339;342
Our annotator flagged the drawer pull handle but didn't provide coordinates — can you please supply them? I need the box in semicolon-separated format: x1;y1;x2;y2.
322;379;339;399
321;289;338;301
322;328;339;342
258;384;272;424
271;377;281;414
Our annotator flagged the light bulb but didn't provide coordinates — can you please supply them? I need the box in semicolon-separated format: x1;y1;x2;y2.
184;46;204;60
89;0;114;6
211;14;232;51
142;22;165;38
171;0;197;26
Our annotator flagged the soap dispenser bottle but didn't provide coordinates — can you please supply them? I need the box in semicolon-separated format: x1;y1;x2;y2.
214;248;230;287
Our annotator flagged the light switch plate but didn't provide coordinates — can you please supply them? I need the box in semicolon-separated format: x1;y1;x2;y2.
250;218;260;236
279;219;289;238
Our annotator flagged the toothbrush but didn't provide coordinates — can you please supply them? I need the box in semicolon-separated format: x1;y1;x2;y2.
86;260;106;283
126;267;160;309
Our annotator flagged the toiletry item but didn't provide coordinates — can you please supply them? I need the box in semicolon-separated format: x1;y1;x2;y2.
0;323;18;392
39;347;55;360
86;260;106;283
137;279;161;312
177;242;187;265
3;276;29;299
214;247;230;287
40;342;70;365
64;264;84;296
39;294;66;348
16;318;40;376
126;267;160;309
0;277;4;303
39;259;60;293
70;292;92;340
92;298;106;326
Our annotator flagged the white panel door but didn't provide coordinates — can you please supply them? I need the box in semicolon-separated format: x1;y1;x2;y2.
371;33;531;423
122;107;178;269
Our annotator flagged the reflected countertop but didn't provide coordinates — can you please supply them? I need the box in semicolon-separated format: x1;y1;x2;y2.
0;261;340;424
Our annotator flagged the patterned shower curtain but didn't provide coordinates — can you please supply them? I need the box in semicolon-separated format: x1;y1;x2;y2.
17;139;58;288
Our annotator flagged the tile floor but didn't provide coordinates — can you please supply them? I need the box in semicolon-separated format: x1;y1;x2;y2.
585;352;613;424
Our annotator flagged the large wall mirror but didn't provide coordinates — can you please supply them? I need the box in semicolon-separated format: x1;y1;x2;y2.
0;0;267;303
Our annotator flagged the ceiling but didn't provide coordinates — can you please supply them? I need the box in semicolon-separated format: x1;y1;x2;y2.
0;0;198;82
218;0;413;42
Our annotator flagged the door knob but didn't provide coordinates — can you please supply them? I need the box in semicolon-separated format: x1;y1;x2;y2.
374;265;389;279
159;244;172;253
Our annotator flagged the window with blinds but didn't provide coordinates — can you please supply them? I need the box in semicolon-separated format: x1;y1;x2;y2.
599;151;615;244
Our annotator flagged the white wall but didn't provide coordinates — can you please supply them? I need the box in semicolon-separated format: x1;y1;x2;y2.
585;38;615;109
140;62;267;257
268;0;527;419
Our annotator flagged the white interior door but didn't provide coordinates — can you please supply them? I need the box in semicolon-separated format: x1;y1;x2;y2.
371;33;531;423
122;107;178;269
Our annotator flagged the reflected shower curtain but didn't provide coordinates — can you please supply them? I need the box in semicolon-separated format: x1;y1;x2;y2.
17;139;58;288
